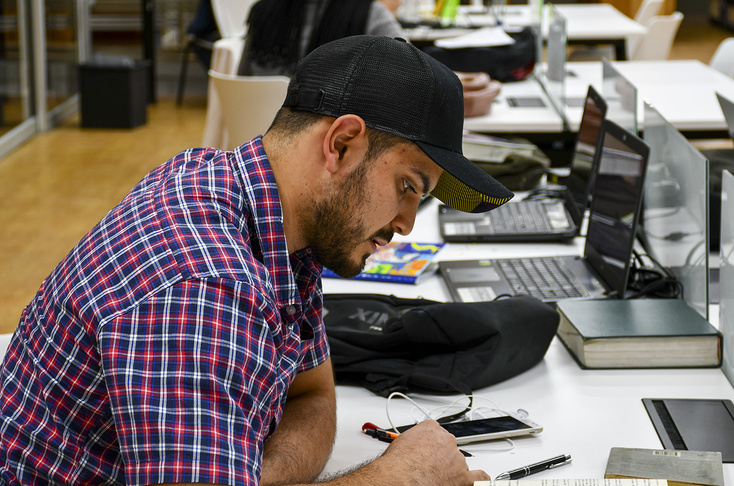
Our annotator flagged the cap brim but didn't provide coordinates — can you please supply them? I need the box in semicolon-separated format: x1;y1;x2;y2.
416;141;514;213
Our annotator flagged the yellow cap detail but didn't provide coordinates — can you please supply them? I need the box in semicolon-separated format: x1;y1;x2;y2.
430;171;512;213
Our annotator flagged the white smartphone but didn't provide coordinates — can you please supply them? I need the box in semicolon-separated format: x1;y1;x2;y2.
397;413;543;445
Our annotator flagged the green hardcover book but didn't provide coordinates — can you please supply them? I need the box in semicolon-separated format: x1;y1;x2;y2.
605;447;724;486
555;299;721;369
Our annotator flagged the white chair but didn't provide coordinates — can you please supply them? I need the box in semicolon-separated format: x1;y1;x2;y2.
625;0;664;58
629;12;683;61
710;37;734;78
177;0;257;105
211;0;258;38
567;0;662;62
201;37;246;148
0;333;12;362
208;71;290;151
634;0;665;24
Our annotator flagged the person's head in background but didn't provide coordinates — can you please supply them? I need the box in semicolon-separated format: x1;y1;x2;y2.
239;0;405;76
378;0;402;14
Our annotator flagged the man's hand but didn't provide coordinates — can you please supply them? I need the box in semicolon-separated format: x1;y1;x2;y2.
372;420;490;486
313;420;489;486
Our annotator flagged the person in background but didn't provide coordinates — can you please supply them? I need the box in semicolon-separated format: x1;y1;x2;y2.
185;0;220;69
238;0;404;76
0;36;512;485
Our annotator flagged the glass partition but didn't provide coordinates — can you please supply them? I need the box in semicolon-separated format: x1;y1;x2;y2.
720;170;734;388
602;58;637;135
640;102;709;318
538;3;566;128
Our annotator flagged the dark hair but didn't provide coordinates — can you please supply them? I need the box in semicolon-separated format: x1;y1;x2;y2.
246;0;372;73
268;107;408;162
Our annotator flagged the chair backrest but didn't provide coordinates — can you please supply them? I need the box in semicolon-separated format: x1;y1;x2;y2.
634;0;664;25
0;333;12;362
625;0;663;58
210;37;246;75
710;38;734;78
209;71;290;151
211;0;257;38
630;11;683;61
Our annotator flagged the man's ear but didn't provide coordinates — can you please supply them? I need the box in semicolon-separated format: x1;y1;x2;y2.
323;115;368;174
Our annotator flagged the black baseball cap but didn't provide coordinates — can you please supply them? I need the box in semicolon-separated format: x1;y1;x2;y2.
282;35;513;213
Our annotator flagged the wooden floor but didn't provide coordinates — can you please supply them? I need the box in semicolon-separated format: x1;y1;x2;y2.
0;16;731;334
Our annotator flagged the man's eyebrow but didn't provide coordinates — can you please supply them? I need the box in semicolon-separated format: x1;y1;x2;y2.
411;168;432;195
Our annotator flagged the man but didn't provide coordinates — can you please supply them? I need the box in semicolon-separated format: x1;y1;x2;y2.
0;36;512;485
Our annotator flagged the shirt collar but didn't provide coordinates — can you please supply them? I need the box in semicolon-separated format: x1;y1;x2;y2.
231;137;321;308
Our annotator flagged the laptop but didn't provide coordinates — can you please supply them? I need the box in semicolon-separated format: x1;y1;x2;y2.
439;85;607;243
637;102;709;318
439;120;650;304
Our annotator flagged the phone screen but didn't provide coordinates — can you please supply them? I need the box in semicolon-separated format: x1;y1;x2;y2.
441;416;532;437
397;416;532;438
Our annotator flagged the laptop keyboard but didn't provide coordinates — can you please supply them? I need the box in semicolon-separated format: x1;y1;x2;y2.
496;257;591;301
485;200;570;234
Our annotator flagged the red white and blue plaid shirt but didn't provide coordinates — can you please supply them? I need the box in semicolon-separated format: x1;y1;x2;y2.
0;138;329;486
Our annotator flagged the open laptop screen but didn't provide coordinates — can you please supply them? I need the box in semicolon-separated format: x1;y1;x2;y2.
640;103;709;318
561;86;607;210
584;120;649;298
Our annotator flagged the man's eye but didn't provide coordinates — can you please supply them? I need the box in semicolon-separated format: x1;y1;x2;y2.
403;179;416;194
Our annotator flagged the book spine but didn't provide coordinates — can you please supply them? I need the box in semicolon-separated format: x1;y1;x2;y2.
353;273;416;284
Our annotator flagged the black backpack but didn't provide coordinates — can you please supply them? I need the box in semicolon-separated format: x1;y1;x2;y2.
421;27;537;83
323;294;559;397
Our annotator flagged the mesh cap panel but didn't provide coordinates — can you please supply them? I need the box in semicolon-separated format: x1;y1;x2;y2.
283;35;513;213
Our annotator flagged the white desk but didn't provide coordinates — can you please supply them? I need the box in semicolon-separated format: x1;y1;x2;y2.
565;60;734;136
464;60;734;139
320;198;734;482
463;77;564;135
406;4;647;61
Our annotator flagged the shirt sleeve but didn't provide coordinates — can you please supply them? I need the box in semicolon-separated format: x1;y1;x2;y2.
367;1;406;39
99;278;303;486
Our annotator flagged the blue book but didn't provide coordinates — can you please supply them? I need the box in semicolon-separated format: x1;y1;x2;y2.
322;242;446;284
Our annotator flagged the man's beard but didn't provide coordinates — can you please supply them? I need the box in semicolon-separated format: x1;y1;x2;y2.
300;158;392;278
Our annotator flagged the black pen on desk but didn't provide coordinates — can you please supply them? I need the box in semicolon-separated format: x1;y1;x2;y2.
495;454;572;480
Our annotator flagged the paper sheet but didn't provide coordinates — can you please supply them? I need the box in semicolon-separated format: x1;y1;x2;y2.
434;27;515;49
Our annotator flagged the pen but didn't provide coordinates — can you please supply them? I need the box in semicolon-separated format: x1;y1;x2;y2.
495;454;572;480
361;422;473;457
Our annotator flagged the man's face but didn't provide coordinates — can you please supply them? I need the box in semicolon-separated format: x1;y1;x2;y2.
302;142;442;278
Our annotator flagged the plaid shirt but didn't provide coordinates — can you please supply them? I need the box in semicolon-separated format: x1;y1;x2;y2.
0;138;329;486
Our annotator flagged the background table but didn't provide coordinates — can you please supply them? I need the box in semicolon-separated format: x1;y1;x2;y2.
320;197;734;482
565;60;734;138
406;4;647;61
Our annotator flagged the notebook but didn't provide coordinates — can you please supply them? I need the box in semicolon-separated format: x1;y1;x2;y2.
439;85;607;243
439;120;650;303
